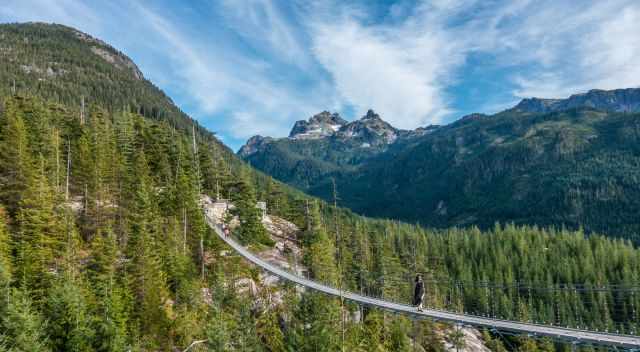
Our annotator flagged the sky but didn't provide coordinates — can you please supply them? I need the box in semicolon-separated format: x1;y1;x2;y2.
2;0;640;150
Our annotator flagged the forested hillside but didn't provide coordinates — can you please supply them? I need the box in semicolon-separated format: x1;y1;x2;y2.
2;94;639;351
0;22;214;140
241;94;640;243
0;22;638;352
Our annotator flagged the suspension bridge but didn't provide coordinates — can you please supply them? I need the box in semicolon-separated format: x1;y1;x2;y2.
203;212;640;349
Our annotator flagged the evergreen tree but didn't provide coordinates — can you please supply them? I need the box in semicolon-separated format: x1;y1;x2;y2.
230;167;271;245
14;155;62;297
303;201;337;285
87;229;128;352
45;277;95;352
0;98;32;215
125;150;171;348
0;289;50;352
205;305;231;351
0;207;11;289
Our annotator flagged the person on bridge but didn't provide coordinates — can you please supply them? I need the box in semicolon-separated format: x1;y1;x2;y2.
413;274;425;312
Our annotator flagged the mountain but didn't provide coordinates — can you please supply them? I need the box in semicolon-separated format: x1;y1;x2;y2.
288;110;347;139
2;22;639;351
240;88;640;242
513;88;640;114
0;22;215;138
240;109;434;188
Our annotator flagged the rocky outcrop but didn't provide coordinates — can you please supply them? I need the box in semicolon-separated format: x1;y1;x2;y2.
336;109;400;145
440;326;491;352
289;111;347;139
238;135;273;157
90;46;143;80
71;25;144;80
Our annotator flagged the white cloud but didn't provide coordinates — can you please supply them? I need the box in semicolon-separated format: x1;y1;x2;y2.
308;0;640;127
135;4;334;140
220;0;310;68
464;0;640;98
309;4;463;129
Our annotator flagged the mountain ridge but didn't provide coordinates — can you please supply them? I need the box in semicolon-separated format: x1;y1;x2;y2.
512;87;640;113
240;87;640;242
240;87;640;157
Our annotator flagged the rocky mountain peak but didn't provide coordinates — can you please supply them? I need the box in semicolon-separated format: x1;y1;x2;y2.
288;111;347;139
310;111;347;125
337;110;399;145
362;109;381;121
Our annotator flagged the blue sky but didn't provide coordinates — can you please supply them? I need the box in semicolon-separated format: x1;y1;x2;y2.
2;0;640;150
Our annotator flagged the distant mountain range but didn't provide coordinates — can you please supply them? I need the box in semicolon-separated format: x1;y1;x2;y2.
240;87;640;242
512;88;640;114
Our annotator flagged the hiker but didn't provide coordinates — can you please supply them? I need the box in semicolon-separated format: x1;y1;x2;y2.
413;274;425;312
223;224;230;237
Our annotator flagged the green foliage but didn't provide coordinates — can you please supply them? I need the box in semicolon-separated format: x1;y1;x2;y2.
447;326;466;352
45;277;94;352
0;289;50;352
230;167;272;246
290;292;341;352
0;23;215;138
0;207;11;287
0;98;32;215
302;201;338;285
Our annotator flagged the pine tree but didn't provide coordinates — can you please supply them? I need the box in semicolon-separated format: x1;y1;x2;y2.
447;326;466;352
125;149;171;348
0;206;11;289
387;317;412;352
0;288;50;352
303;201;337;285
256;305;285;352
0;98;32;215
292;292;341;352
230;166;271;245
15;155;62;298
362;311;387;352
205;304;230;350
45;277;95;352
87;228;129;352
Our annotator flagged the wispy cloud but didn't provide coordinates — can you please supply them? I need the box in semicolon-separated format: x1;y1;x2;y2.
2;0;640;149
303;1;471;127
133;2;336;141
306;0;640;126
452;0;640;98
0;0;101;33
219;0;310;68
310;10;459;128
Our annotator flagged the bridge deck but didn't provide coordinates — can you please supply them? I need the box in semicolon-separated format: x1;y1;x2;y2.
204;214;640;348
